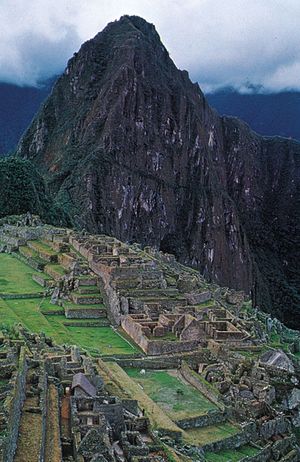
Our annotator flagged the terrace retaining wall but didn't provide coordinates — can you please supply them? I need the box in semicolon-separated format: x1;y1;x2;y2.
176;410;227;430
201;422;257;453
3;347;28;462
115;349;214;369
38;369;48;462
180;361;224;410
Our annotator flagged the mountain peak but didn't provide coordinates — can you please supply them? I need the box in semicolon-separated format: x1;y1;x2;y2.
100;15;161;42
82;14;166;57
17;17;300;329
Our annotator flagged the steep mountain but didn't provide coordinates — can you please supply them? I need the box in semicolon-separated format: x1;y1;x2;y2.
16;16;300;327
207;88;300;141
0;80;54;156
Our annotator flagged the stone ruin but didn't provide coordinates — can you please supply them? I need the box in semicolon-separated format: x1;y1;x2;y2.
0;327;169;462
1;216;300;461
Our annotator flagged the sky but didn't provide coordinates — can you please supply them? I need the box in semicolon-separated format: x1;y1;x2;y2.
1;0;299;93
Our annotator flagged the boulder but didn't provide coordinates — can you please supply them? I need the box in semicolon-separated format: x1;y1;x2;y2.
260;349;295;373
177;275;199;293
283;388;300;410
226;291;245;305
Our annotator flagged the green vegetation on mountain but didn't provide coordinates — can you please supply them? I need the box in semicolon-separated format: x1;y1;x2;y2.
0;157;68;225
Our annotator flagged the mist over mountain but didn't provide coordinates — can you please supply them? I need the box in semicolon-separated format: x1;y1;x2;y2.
206;88;300;141
15;15;300;327
2;80;300;159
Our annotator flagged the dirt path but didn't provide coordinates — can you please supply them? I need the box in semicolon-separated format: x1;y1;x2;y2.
45;384;62;462
14;382;43;462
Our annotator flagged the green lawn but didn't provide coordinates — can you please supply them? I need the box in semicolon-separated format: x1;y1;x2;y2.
205;444;260;461
64;325;136;355
185;422;239;446
0;254;41;294
0;253;138;356
125;368;217;419
1;297;136;355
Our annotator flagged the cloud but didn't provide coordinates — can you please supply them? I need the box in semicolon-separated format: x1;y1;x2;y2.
1;0;300;92
0;0;82;86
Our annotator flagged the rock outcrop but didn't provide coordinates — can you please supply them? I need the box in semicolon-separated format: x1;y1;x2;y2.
16;16;300;327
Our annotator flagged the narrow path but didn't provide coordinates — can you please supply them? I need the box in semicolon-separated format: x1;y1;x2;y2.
45;384;62;462
14;371;43;462
61;393;71;439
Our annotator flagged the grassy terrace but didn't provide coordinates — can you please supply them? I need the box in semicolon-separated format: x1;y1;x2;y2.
205;444;260;461
0;253;138;356
125;368;218;420
0;253;42;294
28;240;57;256
185;422;239;446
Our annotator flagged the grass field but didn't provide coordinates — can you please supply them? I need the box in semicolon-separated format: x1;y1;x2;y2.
0;254;41;294
1;297;136;355
205;444;260;461
125;368;217;419
0;253;138;356
185;422;239;446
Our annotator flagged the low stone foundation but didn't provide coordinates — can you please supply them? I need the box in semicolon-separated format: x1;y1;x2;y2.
176;410;227;430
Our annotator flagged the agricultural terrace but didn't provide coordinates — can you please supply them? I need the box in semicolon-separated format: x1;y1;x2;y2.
0;253;137;356
125;368;218;420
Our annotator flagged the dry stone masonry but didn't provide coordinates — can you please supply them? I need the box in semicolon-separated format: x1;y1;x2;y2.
0;215;300;461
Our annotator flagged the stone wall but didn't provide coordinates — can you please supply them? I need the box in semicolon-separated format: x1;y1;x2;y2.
3;347;28;462
91;260;122;325
38;368;48;462
121;315;149;353
146;339;199;356
180;361;225;410
175;410;227;430
121;399;139;416
180;319;205;342
201;422;257;453
202;422;295;457
237;436;299;462
1;292;42;299
259;416;290;439
121;315;199;356
116;349;215;369
64;307;106;319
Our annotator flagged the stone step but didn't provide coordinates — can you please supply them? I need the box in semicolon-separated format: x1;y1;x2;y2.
32;274;55;288
130;296;186;305
111;264;159;278
64;319;109;327
114;278;140;290
58;252;75;269
64;305;107;319
77;285;100;295
27;240;58;263
58;252;88;271
124;288;180;298
70;293;103;305
44;238;70;253
44;264;67;281
77;276;98;286
17;247;47;271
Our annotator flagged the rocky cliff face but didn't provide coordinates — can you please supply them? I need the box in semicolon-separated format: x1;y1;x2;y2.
16;16;300;327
